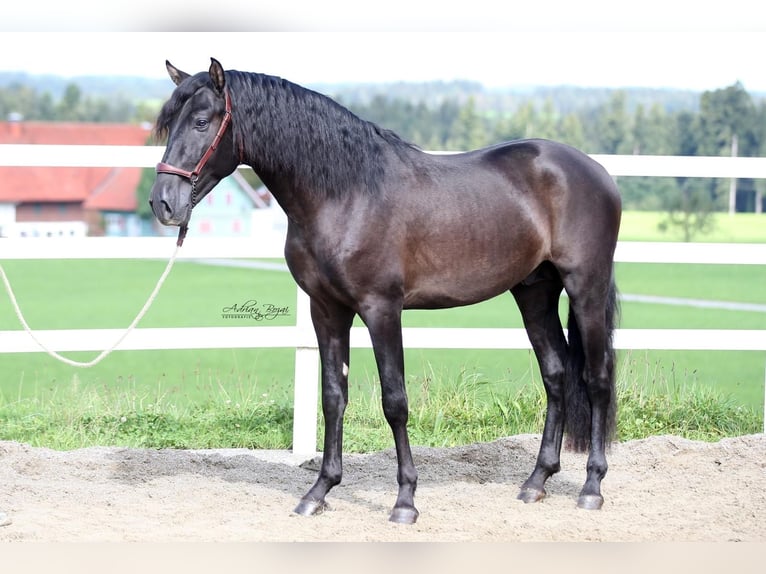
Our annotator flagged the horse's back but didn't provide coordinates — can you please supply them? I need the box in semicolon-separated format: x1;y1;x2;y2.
478;138;619;204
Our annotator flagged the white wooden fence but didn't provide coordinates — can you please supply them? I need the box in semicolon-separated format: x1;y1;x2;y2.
1;145;766;450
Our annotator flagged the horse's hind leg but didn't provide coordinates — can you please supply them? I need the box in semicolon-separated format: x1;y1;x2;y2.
561;267;618;510
511;264;568;503
294;298;355;517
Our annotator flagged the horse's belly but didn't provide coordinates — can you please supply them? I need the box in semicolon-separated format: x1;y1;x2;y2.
402;267;529;310
401;227;545;309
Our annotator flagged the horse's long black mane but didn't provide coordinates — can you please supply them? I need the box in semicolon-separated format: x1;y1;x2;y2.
155;70;418;197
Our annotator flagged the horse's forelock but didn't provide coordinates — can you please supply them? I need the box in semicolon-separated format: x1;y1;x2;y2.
153;73;211;143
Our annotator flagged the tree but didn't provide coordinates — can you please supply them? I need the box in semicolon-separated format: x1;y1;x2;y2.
646;104;675;155
658;180;717;242
591;91;631;154
449;97;486;151
135;167;156;222
35;92;57;120
431;100;461;150
557;113;586;149
0;80;158;123
650;109;719;235
697;83;758;214
58;83;83;120
0;83;39;119
534;99;558;140
755;102;766;213
630;104;648;155
617;103;678;210
630;103;672;155
493;101;535;142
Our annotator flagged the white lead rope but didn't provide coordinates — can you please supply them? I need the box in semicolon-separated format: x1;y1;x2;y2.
0;243;181;368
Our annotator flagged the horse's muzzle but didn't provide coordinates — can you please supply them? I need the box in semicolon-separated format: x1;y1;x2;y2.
149;182;191;227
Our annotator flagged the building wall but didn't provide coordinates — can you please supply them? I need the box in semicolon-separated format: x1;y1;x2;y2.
5;177;262;238
102;211;154;237
1;220;88;238
15;201;85;222
0;202;15;224
186;178;254;237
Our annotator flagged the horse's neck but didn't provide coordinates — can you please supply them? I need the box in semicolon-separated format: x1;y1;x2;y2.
249;167;318;226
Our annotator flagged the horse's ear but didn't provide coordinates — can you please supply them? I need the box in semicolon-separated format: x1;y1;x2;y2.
209;58;226;94
165;60;190;86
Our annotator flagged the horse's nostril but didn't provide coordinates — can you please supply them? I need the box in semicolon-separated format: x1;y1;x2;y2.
148;194;177;224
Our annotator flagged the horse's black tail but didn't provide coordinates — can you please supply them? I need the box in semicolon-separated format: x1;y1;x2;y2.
564;271;619;453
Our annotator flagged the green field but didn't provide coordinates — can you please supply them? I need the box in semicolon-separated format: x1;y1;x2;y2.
619;211;766;243
1;210;765;448
1;255;764;414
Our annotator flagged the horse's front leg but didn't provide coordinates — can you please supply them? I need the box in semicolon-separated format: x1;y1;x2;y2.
294;298;354;517
359;298;419;524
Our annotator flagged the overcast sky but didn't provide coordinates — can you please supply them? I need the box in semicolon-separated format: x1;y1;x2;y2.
2;1;765;92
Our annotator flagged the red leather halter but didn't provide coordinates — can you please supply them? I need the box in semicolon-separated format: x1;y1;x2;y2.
156;87;233;188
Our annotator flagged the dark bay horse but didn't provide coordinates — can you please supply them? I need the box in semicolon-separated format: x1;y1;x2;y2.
149;58;621;524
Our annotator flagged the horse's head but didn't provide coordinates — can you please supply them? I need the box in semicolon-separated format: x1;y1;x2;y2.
149;58;239;229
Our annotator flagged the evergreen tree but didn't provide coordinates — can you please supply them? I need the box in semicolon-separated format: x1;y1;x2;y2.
449;97;486;151
592;91;631;154
697;83;758;213
557;113;586;149
58;84;83;121
535;99;558;140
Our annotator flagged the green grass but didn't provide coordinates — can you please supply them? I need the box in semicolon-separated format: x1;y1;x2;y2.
616;262;766;304
0;371;293;450
1;214;765;449
0;259;297;329
619;211;766;243
2;260;763;409
1;355;759;451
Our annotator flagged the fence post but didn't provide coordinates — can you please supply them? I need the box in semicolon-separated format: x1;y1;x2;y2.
291;287;320;457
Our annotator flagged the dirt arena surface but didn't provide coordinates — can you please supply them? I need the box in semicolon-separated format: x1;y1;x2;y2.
1;433;764;542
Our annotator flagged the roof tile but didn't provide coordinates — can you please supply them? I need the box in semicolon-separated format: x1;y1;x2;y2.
0;121;152;210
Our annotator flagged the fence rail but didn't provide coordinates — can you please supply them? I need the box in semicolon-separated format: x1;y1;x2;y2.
1;145;765;450
4;144;766;178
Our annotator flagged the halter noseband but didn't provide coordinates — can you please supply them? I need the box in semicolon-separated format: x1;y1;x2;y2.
155;87;233;195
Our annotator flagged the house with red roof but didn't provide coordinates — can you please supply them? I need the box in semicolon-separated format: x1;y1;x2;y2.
0;119;153;237
0;119;272;238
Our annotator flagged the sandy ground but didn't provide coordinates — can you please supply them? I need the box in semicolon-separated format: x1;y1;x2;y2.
1;433;764;542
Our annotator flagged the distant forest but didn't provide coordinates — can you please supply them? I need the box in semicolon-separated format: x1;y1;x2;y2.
2;72;765;214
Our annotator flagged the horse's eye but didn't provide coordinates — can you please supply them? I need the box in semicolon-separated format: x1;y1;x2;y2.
195;118;209;130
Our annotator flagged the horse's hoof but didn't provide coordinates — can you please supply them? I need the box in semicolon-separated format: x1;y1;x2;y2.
389;506;419;524
517;487;546;503
577;494;604;510
294;498;329;516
